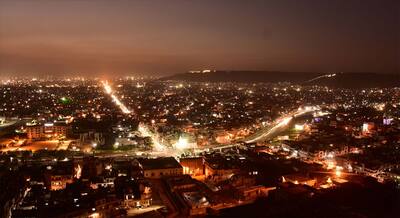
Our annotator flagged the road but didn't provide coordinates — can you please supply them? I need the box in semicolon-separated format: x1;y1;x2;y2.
243;106;319;143
101;81;132;114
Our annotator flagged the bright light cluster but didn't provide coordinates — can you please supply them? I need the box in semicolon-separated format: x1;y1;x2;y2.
138;123;166;151
174;136;189;150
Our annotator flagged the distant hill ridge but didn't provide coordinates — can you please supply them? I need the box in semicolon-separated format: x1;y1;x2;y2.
161;71;400;88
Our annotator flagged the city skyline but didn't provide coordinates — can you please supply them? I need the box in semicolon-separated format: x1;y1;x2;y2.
1;1;400;217
0;0;399;76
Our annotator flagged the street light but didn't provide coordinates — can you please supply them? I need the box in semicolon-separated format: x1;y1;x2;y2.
92;143;97;155
335;169;342;177
335;166;343;178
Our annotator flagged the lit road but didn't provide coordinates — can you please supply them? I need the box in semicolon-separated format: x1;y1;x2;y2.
0;120;18;128
100;81;321;154
101;81;173;153
243;106;319;143
101;81;132;114
138;123;168;152
100;82;326;162
191;106;321;153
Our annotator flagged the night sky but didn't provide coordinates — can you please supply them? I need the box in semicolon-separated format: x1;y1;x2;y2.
0;0;398;76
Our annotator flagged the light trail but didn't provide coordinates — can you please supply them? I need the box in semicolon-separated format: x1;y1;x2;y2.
101;81;178;155
244;106;319;143
101;81;163;152
305;73;336;83
245;116;292;143
137;123;166;152
101;81;131;114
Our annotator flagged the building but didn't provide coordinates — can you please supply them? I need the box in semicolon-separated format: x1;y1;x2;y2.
180;157;204;176
26;122;71;139
78;131;105;146
235;186;275;201
282;173;317;187
81;157;104;179
204;156;240;181
165;175;197;192
138;157;183;179
49;174;74;191
362;122;375;135
182;191;210;215
164;175;210;216
44;162;75;191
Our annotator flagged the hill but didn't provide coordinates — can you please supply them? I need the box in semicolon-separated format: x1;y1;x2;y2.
161;71;400;88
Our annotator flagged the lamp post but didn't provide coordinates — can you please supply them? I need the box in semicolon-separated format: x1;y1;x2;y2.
92;142;97;156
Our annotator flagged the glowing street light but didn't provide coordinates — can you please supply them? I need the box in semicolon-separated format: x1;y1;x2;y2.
174;136;189;150
294;124;304;131
335;166;343;177
74;164;82;179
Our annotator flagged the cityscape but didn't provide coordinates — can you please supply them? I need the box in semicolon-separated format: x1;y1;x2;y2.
1;76;399;217
0;1;399;218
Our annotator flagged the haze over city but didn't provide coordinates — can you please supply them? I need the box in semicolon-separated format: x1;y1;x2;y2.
0;0;399;76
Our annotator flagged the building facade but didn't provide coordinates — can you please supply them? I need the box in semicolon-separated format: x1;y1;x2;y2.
26;123;70;139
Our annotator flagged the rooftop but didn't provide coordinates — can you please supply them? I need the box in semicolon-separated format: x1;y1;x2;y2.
138;157;182;170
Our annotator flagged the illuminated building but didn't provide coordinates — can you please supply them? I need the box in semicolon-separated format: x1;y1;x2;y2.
362;122;375;135
26;122;71;139
44;163;75;191
282;174;317;187
180;157;204;176
383;118;393;125
49;174;74;191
